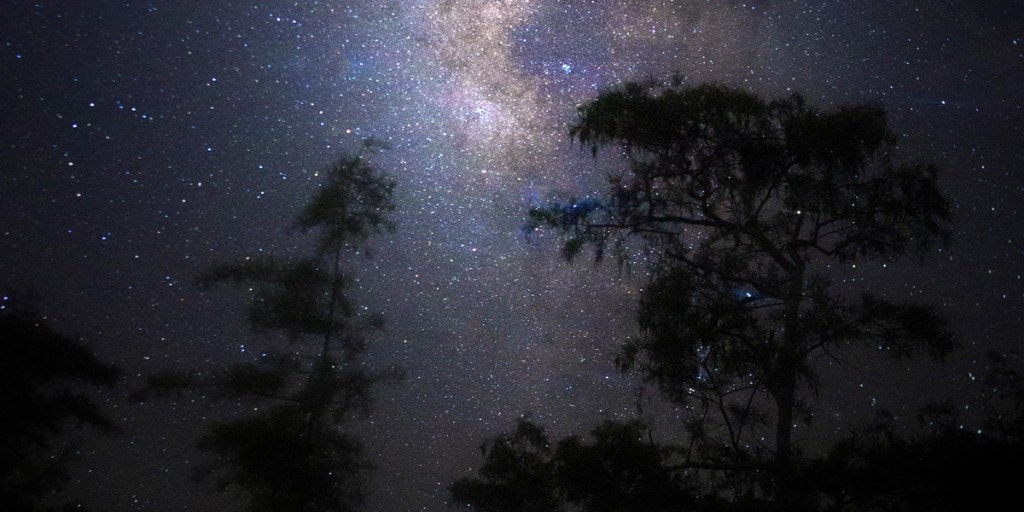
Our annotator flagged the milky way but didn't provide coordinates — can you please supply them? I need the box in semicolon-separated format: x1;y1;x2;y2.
1;1;1021;510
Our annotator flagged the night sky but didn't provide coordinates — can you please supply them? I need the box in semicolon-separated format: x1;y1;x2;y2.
1;1;1022;511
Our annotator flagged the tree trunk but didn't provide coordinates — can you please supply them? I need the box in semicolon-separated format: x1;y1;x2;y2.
773;352;797;510
322;249;343;365
773;263;805;509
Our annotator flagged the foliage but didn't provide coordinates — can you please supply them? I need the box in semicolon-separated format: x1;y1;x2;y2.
525;79;956;507
450;419;702;512
978;350;1024;442
803;410;1024;512
141;144;399;512
295;142;396;256
0;292;119;511
452;350;1024;512
450;419;560;512
195;402;372;512
554;420;698;512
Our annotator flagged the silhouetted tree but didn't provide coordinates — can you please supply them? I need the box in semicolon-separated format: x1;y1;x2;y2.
450;419;560;512
142;142;399;512
0;292;119;511
978;350;1024;442
554;420;701;512
803;355;1024;512
802;414;1023;512
451;419;701;512
525;79;956;509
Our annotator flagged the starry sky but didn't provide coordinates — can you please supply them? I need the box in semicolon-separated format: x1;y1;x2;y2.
1;1;1022;511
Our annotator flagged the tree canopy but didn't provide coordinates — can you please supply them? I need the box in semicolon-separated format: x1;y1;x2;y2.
450;419;699;512
141;143;399;512
521;79;958;509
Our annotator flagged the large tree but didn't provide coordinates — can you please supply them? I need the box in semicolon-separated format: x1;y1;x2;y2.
143;142;399;512
526;80;956;508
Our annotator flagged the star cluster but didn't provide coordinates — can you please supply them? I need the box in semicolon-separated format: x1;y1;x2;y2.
1;1;1021;511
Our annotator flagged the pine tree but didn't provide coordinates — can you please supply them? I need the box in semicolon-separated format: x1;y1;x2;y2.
144;143;399;512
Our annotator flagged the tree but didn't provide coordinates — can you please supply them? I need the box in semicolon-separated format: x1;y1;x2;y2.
978;350;1024;443
0;292;119;511
803;355;1024;512
450;419;699;512
803;413;1024;512
450;419;561;512
526;79;956;508
142;142;399;512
